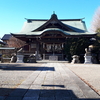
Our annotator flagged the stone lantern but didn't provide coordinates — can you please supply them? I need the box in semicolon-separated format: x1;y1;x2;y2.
71;55;80;64
84;45;93;64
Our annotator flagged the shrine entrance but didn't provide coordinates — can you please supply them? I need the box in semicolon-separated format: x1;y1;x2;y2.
37;29;66;60
39;43;64;60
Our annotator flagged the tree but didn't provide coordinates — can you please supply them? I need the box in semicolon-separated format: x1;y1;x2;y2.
7;36;25;48
90;7;100;33
90;7;100;63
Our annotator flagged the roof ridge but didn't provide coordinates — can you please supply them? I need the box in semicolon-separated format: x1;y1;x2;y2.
25;19;83;21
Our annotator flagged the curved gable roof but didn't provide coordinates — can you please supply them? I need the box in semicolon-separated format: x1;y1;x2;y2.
11;14;96;37
32;14;76;32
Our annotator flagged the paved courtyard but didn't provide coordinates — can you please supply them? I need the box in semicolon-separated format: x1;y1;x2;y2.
0;63;100;100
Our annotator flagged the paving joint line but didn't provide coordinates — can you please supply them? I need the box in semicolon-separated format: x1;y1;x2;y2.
66;65;100;96
63;63;100;98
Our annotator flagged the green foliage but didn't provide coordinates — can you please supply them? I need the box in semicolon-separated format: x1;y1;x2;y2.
91;35;100;53
96;28;100;33
64;36;100;63
0;44;2;47
64;37;90;62
96;33;100;45
0;44;5;47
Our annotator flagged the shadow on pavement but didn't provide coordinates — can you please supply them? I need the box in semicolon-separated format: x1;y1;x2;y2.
0;65;55;71
41;84;65;88
0;87;100;100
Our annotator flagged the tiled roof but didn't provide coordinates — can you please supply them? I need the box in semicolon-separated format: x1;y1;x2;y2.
19;20;87;34
12;14;96;36
1;34;12;40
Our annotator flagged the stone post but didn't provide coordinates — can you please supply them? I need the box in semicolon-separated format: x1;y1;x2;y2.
16;48;24;63
16;55;24;63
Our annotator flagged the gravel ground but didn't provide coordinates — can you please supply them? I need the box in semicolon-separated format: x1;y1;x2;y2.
66;64;100;95
0;63;42;96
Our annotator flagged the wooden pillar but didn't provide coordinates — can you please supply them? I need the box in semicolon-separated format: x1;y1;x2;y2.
62;43;64;60
1;50;3;63
43;43;45;60
29;44;31;52
36;42;39;60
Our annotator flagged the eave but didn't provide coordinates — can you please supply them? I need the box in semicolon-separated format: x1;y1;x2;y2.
11;30;97;39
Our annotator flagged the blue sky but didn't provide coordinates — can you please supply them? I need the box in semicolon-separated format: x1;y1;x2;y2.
0;0;100;38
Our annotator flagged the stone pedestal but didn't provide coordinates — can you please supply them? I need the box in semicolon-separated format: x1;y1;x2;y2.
16;55;24;63
49;56;58;61
71;55;80;64
84;55;92;64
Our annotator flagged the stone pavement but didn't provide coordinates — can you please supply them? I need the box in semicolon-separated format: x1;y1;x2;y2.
66;64;100;96
0;63;100;100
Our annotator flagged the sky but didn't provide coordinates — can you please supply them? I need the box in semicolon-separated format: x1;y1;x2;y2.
0;0;100;38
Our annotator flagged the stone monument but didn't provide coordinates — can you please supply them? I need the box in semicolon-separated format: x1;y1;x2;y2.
16;48;24;63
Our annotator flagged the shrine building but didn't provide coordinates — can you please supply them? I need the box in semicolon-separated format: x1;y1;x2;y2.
11;14;96;61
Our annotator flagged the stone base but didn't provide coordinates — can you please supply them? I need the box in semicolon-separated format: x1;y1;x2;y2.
49;56;58;61
16;55;24;63
84;56;92;64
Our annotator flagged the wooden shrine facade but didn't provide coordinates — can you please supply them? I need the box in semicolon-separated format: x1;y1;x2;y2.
11;14;96;61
